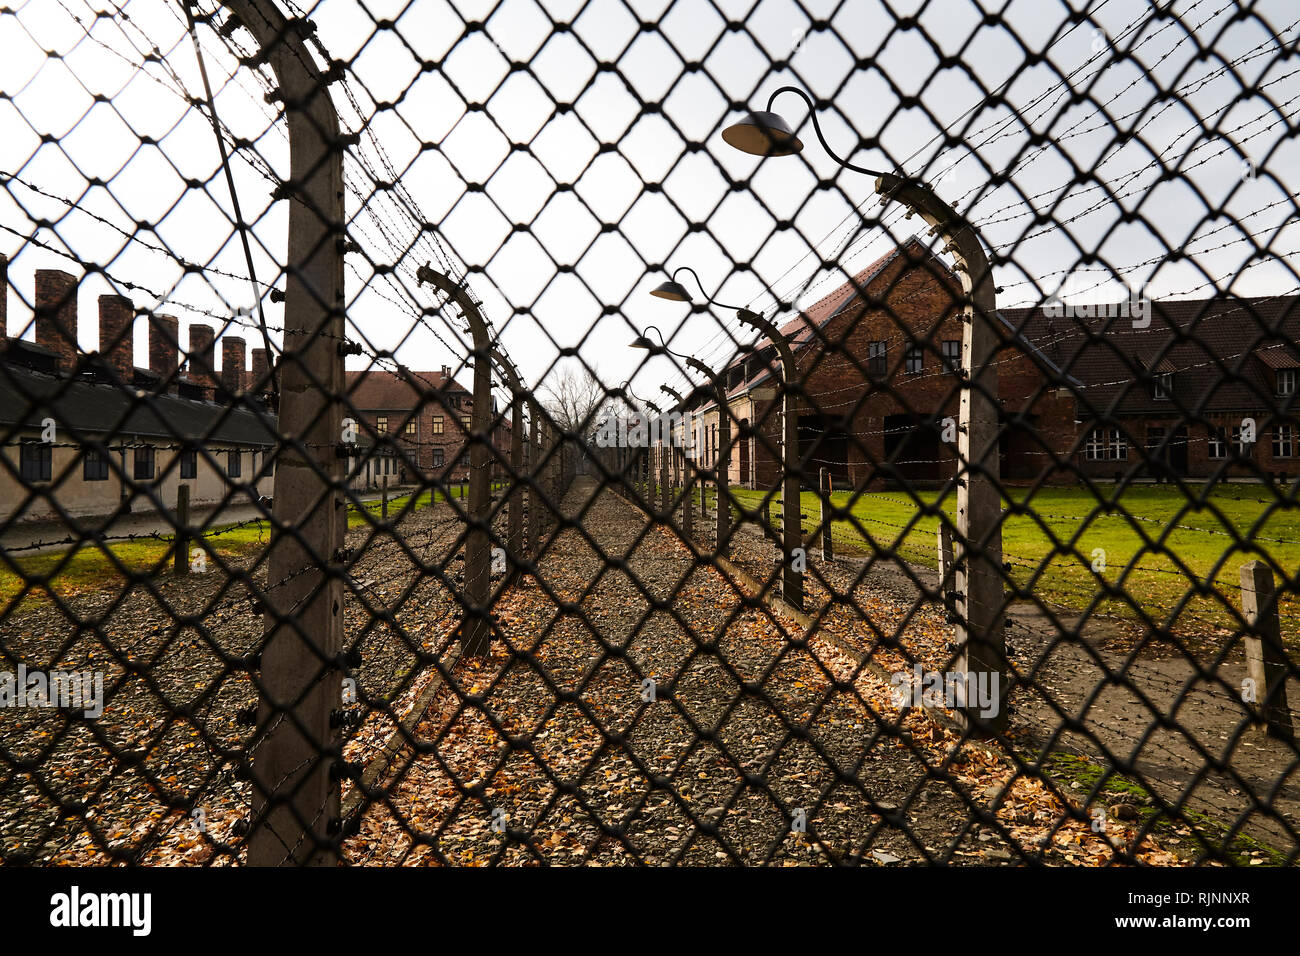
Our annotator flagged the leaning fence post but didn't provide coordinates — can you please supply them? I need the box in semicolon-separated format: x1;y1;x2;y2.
682;451;693;538
819;467;833;562
1239;560;1295;740
174;483;190;575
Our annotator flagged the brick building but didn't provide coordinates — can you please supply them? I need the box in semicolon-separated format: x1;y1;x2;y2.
343;366;512;488
679;238;1073;490
1007;294;1300;483
671;234;1298;490
0;258;276;524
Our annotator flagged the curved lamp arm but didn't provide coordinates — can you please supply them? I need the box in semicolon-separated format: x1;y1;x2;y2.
763;86;888;178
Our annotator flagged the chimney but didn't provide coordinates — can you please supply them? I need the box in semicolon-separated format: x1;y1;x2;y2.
221;335;246;397
98;294;134;384
188;324;216;395
251;347;269;392
441;364;451;379
149;314;179;386
34;269;78;372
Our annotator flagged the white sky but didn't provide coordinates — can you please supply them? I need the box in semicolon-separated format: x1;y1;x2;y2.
1;0;1297;406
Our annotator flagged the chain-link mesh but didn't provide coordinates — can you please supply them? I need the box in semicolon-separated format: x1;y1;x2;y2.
0;0;1297;866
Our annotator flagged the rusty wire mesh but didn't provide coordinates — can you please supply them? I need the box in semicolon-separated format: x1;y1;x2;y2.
0;0;1298;867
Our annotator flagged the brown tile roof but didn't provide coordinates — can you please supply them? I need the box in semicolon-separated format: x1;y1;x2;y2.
344;367;467;410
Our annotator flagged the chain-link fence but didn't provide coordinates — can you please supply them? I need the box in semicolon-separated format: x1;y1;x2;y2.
0;0;1297;866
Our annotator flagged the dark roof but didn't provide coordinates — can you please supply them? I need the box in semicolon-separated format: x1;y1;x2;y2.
1002;294;1300;417
344;367;467;410
0;358;278;446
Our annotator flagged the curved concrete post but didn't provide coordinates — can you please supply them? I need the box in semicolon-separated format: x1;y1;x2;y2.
490;347;525;582
221;0;346;867
735;308;803;611
416;264;491;657
875;173;1006;736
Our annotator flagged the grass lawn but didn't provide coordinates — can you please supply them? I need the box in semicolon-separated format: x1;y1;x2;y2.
0;480;514;615
729;484;1300;642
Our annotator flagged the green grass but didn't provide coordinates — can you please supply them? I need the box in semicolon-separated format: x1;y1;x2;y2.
0;518;274;614
1036;751;1286;865
0;480;513;614
729;484;1300;642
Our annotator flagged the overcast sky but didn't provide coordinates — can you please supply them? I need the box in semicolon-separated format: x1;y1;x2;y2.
1;0;1297;405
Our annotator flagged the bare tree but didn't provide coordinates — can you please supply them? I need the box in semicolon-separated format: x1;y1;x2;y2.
541;362;606;437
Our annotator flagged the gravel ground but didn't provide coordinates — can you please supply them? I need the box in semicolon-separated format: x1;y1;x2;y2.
0;499;482;864
343;479;1185;866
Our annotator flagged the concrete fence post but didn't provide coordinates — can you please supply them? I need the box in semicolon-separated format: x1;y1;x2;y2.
1240;560;1295;740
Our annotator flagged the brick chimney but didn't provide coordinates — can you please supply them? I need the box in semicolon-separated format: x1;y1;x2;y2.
221;335;246;396
251;347;269;392
149;314;179;385
188;324;216;395
98;294;134;384
441;364;451;379
34;269;78;372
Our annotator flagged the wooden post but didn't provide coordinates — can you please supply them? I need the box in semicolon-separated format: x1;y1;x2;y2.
174;483;190;575
937;521;955;614
381;474;388;521
876;173;1006;734
237;0;347;866
1240;560;1295;740
819;467;833;562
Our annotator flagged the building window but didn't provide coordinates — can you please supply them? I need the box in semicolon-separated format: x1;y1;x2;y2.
376;416;388;434
134;446;155;481
83;447;109;481
905;346;923;375
1152;372;1173;400
432;447;445;468
432;416;444;434
227;450;242;478
1278;369;1296;396
461;415;471;430
1231;425;1254;458
21;441;52;482
179;449;197;479
458;451;469;468
1085;428;1127;461
867;341;886;377
942;339;961;371
405;420;417;436
1208;428;1226;459
1273;425;1294;459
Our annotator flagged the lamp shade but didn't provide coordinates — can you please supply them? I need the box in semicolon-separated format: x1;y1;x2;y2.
629;335;654;350
721;110;803;157
649;280;692;302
